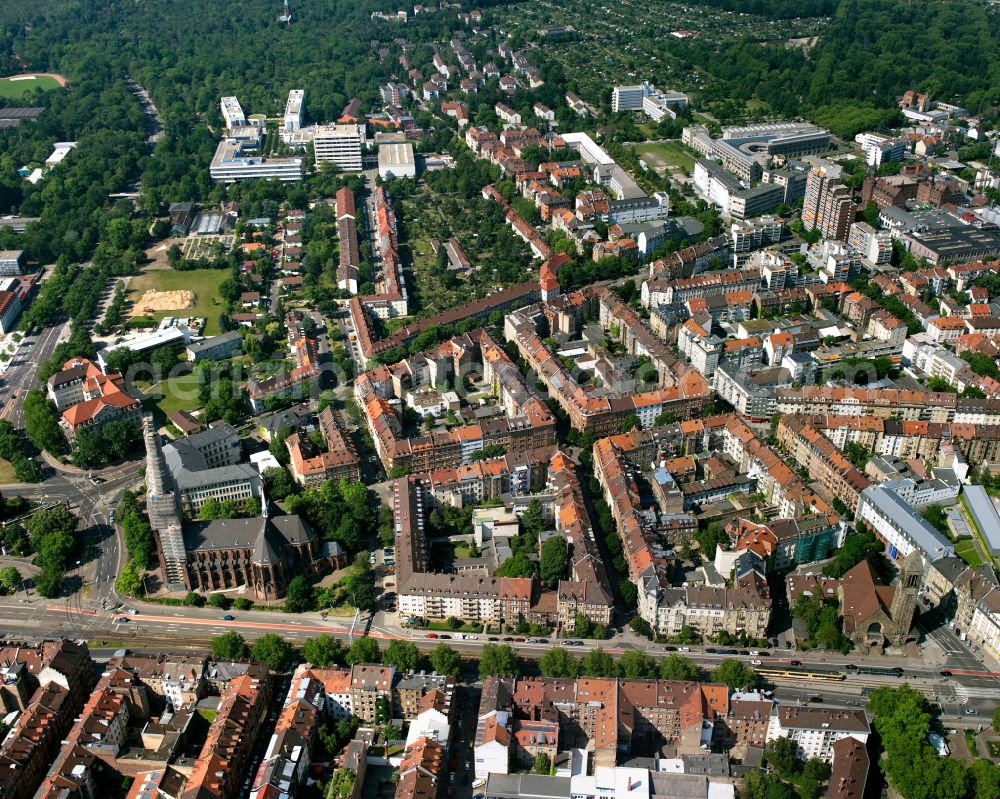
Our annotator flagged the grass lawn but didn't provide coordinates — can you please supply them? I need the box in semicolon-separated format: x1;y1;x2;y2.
635;141;695;172
144;371;202;419
955;539;983;568
321;605;359;617
0;75;62;99
127;268;228;336
0;459;18;484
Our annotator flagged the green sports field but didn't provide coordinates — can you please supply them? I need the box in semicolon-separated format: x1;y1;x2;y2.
0;75;63;99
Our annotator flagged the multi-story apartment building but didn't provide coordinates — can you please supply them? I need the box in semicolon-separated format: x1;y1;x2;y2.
766;707;870;762
774;386;1000;425
776;416;871;513
349;664;395;723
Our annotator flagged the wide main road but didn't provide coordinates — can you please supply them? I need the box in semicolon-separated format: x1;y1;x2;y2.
0;320;70;428
1;598;997;722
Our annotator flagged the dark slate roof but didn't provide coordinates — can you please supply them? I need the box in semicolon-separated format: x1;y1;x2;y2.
184;514;316;563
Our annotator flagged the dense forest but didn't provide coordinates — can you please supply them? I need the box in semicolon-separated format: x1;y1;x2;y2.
0;0;995;260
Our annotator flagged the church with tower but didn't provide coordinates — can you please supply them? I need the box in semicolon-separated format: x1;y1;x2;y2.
143;414;344;599
837;550;923;651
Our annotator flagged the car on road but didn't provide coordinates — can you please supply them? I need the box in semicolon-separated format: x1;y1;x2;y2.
750;659;762;665
678;646;690;652
808;696;823;703
426;633;438;639
535;638;548;644
790;660;802;666
222;615;235;621
845;664;857;670
964;708;978;715
513;637;525;642
114;617;129;623
940;670;952;677
664;645;677;651
109;510;116;524
127;608;139;615
90;477;104;485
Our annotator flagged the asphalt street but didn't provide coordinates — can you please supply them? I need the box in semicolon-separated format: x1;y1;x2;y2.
0;319;70;428
0;594;997;724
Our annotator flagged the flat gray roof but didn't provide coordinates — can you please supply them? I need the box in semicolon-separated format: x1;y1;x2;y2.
963;485;1000;554
486;774;571;799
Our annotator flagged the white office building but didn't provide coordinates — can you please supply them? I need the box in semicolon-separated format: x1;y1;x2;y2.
210;137;304;183
854;132;905;167
284;89;304;131
856;484;955;563
220;96;246;129
612;83;650;113
0;250;23;277
313;124;364;171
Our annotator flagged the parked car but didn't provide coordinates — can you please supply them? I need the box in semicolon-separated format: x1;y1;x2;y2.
438;635;451;640
426;633;438;639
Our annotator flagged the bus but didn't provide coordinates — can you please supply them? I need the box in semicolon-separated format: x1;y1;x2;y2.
753;666;846;682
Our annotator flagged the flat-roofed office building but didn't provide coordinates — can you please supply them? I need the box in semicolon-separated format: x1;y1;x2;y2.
314;124;364;171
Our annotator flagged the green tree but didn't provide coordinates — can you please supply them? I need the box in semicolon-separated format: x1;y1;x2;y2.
742;772;796;799
520;499;545;536
540;536;567;589
619;413;641;433
532;753;551;776
660;654;698;682
539;648;579;678
580;647;618;678
765;736;799;775
301;634;345;667
34;568;64;598
263;466;296;500
116;560;145;597
27;505;78;551
284;575;315;613
969;760;1000;799
430;643;462;677
198;497;222;520
802;758;831;783
383;640;420;673
618;650;657;679
183;591;205;606
252;633;294;672
479;644;519;678
711;658;756;690
23;390;63;454
211;631;250;661
994;706;1000;734
244;497;261;517
0;566;21;594
234;597;253;611
823;531;884;578
496;551;538;580
208;593;229;609
346;635;381;665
